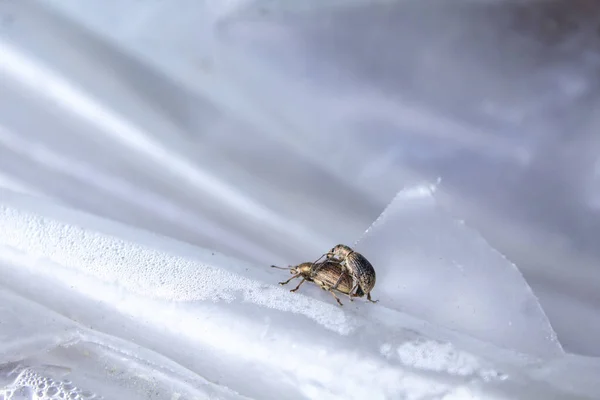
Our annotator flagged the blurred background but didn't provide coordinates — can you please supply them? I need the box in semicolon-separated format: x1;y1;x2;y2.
1;0;599;356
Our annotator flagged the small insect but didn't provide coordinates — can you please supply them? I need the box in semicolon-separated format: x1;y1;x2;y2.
312;244;378;303
271;261;356;306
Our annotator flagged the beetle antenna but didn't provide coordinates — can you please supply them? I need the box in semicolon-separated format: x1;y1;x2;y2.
309;253;327;267
270;265;292;270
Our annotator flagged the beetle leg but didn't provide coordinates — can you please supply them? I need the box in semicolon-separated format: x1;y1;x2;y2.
325;258;349;289
367;292;379;303
339;258;351;274
290;277;307;292
316;283;344;306
278;273;301;286
346;282;362;301
328;289;344;306
329;271;345;291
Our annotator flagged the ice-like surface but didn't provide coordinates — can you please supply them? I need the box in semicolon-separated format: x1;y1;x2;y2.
0;184;560;356
0;192;497;399
354;183;560;356
0;191;598;399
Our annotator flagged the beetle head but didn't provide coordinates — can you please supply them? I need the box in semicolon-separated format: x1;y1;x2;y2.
292;262;314;276
330;244;353;258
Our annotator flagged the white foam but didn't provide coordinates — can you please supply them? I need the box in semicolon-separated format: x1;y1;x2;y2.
0;197;357;335
0;365;96;400
382;339;506;382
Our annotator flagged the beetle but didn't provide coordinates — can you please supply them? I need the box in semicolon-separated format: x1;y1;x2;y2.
311;244;378;304
271;260;357;306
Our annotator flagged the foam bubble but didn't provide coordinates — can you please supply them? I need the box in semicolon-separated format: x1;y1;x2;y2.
0;366;97;400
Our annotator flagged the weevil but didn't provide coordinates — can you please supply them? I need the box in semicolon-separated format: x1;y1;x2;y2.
271;261;356;306
311;244;378;303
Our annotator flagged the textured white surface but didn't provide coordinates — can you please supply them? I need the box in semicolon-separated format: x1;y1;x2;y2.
0;198;357;336
0;191;495;399
0;185;561;355
0;190;598;399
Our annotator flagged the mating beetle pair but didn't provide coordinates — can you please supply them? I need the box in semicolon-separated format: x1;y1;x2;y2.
271;244;378;306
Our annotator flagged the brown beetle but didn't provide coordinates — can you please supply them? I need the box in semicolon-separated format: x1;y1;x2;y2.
312;244;378;304
271;260;356;306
